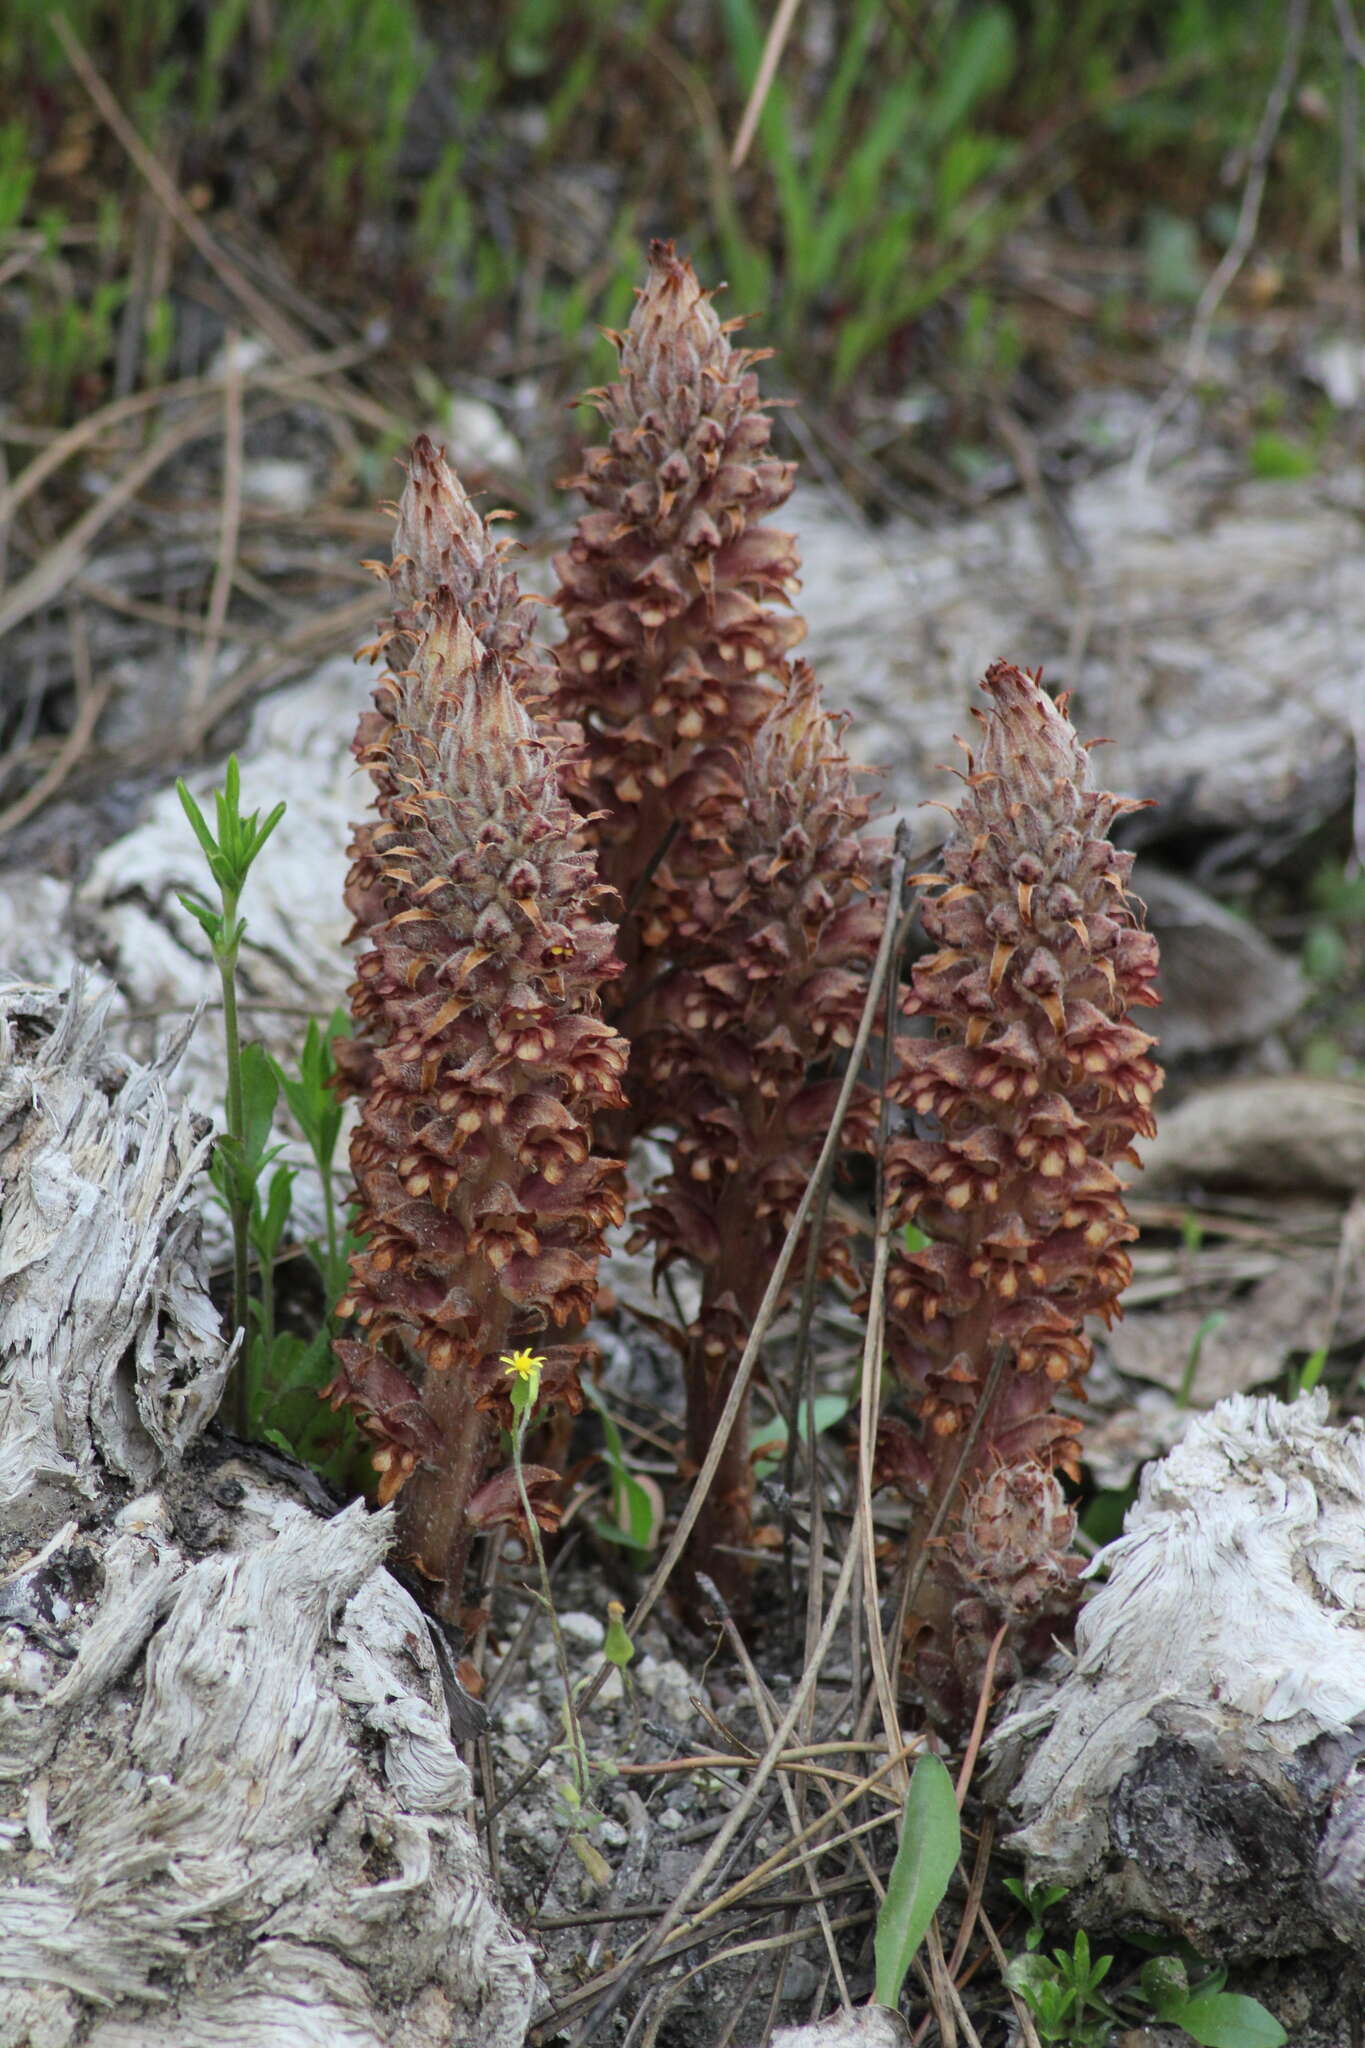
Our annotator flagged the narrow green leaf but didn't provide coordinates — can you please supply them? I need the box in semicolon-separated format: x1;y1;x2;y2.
245;800;287;867
239;1041;280;1172
872;1752;960;2008
175;778;219;864
250;1163;296;1264
925;5;1016;142
176;890;223;948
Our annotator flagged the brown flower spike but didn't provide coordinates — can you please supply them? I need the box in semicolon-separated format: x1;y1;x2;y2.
554;240;804;1036
328;496;628;1613
634;665;888;1597
879;662;1160;1727
336;436;556;1106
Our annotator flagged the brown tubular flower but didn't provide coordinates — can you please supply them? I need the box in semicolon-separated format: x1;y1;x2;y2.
881;661;1161;1728
633;665;888;1600
327;583;628;1617
553;240;805;1036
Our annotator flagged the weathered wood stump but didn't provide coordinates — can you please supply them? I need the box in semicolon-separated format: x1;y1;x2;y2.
0;976;535;2047
990;1389;1365;2042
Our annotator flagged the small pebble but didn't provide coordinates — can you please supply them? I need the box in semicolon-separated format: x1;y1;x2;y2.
500;1697;548;1744
555;1609;605;1653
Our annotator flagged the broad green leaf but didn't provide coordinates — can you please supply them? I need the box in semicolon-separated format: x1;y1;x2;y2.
872;1752;960;2008
1157;1988;1287;2048
751;1394;851;1477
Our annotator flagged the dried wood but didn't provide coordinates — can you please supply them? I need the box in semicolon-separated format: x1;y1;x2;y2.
0;974;535;2046
992;1392;1365;1961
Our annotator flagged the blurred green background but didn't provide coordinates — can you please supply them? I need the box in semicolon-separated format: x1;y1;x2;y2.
0;0;1352;447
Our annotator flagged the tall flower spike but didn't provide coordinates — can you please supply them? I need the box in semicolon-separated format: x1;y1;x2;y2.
340;435;559;1104
553;240;805;1030
633;664;888;1599
328;582;628;1616
880;662;1160;1729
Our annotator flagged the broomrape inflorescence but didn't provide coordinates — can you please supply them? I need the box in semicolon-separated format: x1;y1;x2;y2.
877;662;1161;1727
327;457;628;1617
317;249;1159;1705
633;664;888;1595
554;238;805;1054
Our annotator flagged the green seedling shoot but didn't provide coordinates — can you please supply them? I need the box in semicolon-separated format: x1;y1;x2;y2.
176;756;285;1431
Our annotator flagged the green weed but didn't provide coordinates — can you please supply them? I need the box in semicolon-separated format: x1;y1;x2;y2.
1003;1908;1287;2047
177;765;362;1480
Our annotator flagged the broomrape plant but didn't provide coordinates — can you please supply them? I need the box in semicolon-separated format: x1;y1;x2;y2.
312;242;1160;1707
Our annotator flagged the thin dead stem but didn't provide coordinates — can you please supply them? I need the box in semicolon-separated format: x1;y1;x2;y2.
51;11;314;363
699;1575;853;2010
1132;0;1309;480
977;1903;1045;2048
563;1532;873;2044
730;0;804;170
0;343;376;530
184;331;245;737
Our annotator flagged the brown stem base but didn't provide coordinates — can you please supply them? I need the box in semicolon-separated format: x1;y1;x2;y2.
396;1369;498;1626
682;1346;754;1619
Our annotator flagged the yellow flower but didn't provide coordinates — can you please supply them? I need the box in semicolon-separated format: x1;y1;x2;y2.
500;1347;544;1382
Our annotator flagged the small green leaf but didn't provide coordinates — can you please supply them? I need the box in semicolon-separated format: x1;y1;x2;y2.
1004;1949;1067;2006
1140;1953;1190;2006
239;1042;281;1172
1144;209;1204;304
1249;431;1316;481
176;778;220;865
273;1010;347;1169
751;1394;851;1476
176;890;225;949
250;1163;296;1264
872;1752;960;2008
261;1328;333;1401
1079;1482;1136;1547
582;1378;661;1552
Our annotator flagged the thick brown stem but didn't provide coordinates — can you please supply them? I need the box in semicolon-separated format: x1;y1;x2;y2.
682;1340;754;1616
397;1369;499;1624
678;1171;776;1611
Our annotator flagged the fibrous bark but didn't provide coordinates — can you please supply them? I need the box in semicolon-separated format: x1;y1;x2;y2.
994;1392;1365;1963
0;975;535;2047
0;975;229;1539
